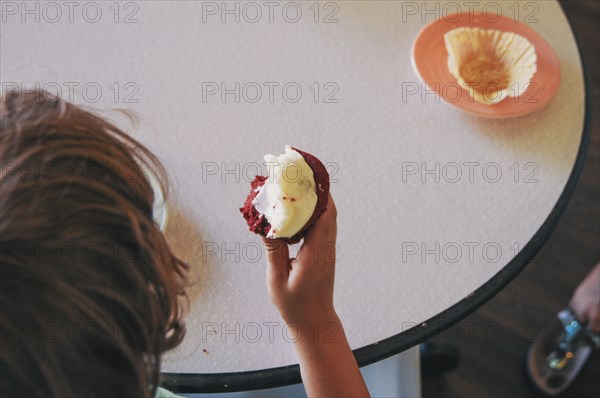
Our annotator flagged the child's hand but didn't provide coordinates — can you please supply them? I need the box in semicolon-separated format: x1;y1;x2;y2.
262;194;338;329
261;194;370;397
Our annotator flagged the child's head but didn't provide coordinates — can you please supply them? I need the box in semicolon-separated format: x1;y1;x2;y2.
0;90;187;397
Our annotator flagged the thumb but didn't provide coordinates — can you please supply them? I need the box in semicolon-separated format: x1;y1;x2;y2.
262;237;290;288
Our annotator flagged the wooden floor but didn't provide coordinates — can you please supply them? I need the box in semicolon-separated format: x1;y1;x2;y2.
421;1;600;398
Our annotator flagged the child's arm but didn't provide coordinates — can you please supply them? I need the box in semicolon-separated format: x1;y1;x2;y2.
262;195;370;397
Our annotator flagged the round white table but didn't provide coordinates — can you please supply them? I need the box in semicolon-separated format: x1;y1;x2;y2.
0;0;588;394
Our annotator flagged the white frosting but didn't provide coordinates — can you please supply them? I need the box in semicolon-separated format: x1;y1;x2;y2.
252;146;317;239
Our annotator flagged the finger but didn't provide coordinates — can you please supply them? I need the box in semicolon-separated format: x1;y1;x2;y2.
304;193;337;245
306;193;337;241
299;194;337;265
262;237;290;287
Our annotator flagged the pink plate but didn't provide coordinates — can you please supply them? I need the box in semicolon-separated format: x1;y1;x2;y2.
411;12;561;118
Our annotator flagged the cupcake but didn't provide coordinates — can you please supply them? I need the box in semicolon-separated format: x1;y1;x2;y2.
240;145;330;244
444;27;537;105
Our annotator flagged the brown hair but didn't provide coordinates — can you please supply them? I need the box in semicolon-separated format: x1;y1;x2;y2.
0;90;188;397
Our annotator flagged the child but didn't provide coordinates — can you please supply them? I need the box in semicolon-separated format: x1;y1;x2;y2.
0;90;369;398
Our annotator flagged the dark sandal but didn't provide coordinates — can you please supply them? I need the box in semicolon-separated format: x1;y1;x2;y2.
526;308;599;396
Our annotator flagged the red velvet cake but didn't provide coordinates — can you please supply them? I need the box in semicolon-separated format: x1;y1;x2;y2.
240;146;330;244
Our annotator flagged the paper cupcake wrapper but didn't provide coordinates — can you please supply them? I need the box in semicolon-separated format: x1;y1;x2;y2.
444;27;537;105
